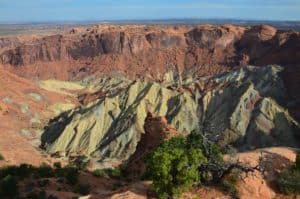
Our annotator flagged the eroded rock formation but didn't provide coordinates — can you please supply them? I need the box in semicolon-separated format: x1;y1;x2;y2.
127;112;179;176
1;25;299;121
41;65;300;164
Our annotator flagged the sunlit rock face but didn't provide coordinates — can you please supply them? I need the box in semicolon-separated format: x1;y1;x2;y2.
1;25;299;121
41;65;299;164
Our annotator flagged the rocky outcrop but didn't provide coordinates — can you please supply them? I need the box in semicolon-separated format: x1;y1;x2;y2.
225;147;297;199
41;65;300;165
127;112;179;176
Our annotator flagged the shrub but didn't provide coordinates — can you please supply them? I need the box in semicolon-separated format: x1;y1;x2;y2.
0;175;19;197
0;154;4;161
63;166;79;185
221;181;238;198
0;164;34;180
48;195;59;199
92;169;105;177
38;179;50;187
144;132;228;198
71;156;89;171
145;135;208;199
0;166;18;178
55;165;79;185
119;164;129;178
78;161;89;171
73;183;90;195
112;182;122;191
107;167;122;179
18;164;35;179
275;151;300;195
276;169;300;195
53;162;62;169
294;151;300;171
37;163;54;178
26;190;47;199
221;169;240;199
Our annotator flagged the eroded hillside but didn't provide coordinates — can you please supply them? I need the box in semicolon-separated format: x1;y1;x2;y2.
40;65;299;167
1;24;299;121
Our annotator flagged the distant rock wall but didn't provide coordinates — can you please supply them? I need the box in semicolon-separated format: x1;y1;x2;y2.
0;25;299;79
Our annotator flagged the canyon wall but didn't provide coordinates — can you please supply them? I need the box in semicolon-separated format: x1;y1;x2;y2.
1;25;299;121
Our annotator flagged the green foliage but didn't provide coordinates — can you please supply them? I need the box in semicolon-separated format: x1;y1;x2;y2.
37;163;54;178
0;166;18;178
0;174;19;197
0;153;4;161
221;169;240;198
208;144;224;164
38;179;50;187
48;194;59;199
56;166;79;185
186;131;223;164
18;164;35;179
112;182;122;191
294;151;300;170
0;162;86;197
73;183;90;195
92;169;105;177
78;162;89;171
145;133;212;199
276;151;300;195
97;166;128;179
70;156;89;171
0;164;34;180
65;167;79;185
26;190;47;199
107;167;123;179
53;162;62;169
276;169;300;195
221;181;238;198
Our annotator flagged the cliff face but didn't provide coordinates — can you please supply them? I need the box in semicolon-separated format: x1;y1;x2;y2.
1;25;299;121
0;25;299;79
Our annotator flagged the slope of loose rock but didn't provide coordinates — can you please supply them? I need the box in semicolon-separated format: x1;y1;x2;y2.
41;65;299;165
42;79;199;163
0;67;75;166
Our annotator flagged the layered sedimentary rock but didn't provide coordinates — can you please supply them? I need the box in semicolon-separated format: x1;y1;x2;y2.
0;25;299;79
41;65;300;164
1;24;299;120
42;77;199;162
200;66;298;149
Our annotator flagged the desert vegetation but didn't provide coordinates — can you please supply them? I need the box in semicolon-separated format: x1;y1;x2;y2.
0;158;132;198
0;153;4;161
275;151;300;195
0;163;82;198
144;132;252;199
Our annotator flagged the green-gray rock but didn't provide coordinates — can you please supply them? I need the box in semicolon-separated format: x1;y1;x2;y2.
41;65;300;164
